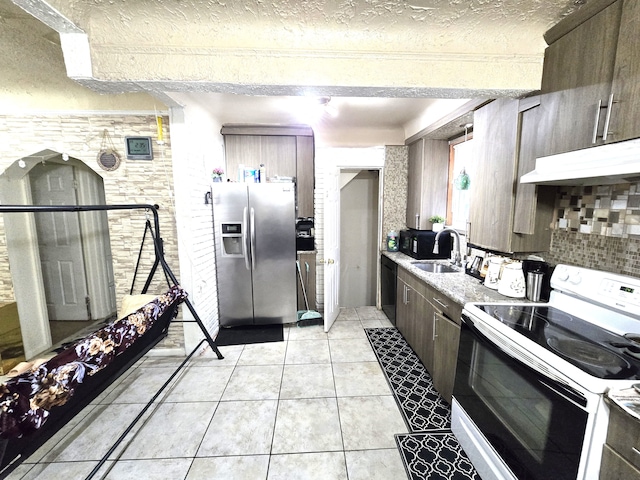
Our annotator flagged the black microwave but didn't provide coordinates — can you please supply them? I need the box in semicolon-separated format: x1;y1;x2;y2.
399;229;453;260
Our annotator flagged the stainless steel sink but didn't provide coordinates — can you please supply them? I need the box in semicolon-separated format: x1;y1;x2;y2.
411;262;458;273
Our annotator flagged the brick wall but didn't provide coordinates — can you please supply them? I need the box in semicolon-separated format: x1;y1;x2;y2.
166;104;224;354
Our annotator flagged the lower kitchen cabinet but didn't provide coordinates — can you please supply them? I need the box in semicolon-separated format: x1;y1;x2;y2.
600;400;640;479
431;297;461;404
395;276;410;338
601;446;640;480
396;266;462;403
396;272;433;372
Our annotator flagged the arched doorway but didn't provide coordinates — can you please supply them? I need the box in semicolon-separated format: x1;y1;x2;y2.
0;151;116;363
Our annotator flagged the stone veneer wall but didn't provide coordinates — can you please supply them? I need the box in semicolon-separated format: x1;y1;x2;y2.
382;145;409;250
0;114;183;350
544;182;640;278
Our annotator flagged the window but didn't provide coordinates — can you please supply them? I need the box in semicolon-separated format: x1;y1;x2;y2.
446;137;474;231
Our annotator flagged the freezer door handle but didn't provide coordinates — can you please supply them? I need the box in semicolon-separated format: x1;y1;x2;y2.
243;207;251;271
250;207;256;270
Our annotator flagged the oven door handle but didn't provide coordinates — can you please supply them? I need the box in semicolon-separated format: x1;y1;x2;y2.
537;379;588;408
461;313;588;408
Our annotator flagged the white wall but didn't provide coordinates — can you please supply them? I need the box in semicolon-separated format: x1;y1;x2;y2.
340;170;379;307
168;96;225;354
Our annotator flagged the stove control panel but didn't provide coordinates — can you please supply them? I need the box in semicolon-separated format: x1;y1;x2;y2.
552;264;640;313
601;278;640;308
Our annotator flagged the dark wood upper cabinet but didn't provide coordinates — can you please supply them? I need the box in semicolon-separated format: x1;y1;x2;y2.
538;0;640;157
406;138;449;230
468;98;555;253
221;125;315;219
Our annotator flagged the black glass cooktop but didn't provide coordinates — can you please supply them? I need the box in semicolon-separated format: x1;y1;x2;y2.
476;304;640;379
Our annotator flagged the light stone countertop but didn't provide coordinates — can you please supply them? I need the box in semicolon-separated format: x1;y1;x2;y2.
382;250;531;307
607;387;640;421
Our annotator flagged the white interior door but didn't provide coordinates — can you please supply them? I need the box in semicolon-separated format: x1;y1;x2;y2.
323;166;340;332
30;164;89;321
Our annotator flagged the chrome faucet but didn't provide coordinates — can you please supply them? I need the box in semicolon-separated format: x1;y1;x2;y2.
433;227;462;267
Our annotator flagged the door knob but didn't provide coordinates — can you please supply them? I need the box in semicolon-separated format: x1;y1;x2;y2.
327;259;335;264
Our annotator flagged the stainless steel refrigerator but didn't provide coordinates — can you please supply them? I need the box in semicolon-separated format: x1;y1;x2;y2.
212;183;297;327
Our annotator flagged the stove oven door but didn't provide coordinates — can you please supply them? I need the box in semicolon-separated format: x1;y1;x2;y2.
453;313;589;480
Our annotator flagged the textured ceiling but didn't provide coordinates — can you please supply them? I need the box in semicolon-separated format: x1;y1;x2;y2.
4;0;583;140
10;0;581;94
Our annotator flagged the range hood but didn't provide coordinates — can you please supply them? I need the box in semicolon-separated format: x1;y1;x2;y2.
520;138;640;186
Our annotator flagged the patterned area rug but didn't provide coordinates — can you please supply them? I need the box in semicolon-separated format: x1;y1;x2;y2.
365;327;451;432
396;432;482;480
365;327;480;480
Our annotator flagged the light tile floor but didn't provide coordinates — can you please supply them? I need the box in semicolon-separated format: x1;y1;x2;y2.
7;307;410;480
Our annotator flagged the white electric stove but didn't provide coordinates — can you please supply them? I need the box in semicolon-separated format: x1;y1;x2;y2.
452;264;640;480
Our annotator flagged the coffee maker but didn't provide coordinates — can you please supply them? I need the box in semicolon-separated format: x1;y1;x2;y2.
296;217;315;251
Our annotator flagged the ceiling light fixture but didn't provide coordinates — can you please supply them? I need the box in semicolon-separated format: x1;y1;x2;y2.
288;95;340;124
316;96;338;118
318;97;338;118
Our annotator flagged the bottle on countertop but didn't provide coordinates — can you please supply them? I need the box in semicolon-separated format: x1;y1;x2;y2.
386;230;399;252
259;164;266;183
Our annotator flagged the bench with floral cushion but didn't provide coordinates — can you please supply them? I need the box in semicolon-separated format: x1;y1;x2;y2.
0;286;187;476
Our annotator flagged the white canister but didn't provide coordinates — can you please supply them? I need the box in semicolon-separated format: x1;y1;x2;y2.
498;261;526;298
484;257;505;290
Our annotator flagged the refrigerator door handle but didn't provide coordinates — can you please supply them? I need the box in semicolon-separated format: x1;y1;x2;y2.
250;207;256;271
243;207;251;271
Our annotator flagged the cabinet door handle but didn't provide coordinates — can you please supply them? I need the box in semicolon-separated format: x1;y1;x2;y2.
433;313;438;340
415;214;420;229
603;93;617;141
592;98;604;144
433;297;448;310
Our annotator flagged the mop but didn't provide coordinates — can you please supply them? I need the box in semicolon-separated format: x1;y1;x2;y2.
296;260;323;326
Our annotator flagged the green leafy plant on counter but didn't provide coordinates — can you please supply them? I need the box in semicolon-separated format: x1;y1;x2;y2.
429;215;445;224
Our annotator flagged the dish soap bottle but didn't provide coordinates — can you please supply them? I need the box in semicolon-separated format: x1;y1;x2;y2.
386;230;399;252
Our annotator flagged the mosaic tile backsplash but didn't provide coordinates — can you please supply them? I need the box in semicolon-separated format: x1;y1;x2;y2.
555;183;640;237
545;230;640;278
547;182;640;278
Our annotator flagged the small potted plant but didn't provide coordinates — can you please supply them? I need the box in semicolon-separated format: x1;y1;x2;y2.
212;167;224;182
429;215;445;232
